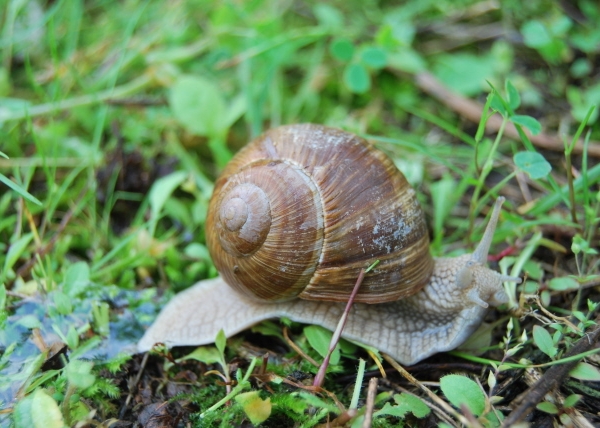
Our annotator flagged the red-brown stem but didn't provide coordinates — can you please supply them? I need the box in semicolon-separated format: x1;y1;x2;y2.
487;245;518;262
313;269;366;388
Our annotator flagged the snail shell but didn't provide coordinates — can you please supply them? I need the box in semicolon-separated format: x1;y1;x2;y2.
206;124;434;304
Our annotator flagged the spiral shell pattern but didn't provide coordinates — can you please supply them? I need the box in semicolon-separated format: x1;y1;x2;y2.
206;124;434;303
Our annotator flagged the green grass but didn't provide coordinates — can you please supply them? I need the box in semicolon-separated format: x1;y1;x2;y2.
1;0;599;426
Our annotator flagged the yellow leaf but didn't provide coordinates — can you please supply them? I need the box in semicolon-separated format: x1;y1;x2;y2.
235;391;271;425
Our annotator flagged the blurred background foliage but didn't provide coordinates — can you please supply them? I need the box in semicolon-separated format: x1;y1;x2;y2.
1;0;599;426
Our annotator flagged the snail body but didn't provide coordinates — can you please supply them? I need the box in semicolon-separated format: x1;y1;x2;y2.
138;124;521;365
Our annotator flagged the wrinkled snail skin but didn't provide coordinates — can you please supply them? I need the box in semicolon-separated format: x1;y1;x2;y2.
136;253;515;365
137;124;521;365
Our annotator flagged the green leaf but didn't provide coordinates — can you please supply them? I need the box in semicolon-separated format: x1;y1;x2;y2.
313;4;343;29
18;314;42;329
513;151;552;179
295;391;339;413
330;38;354;62
548;277;579;292
569;362;600;381
533;325;557;358
396;393;431;418
63;262;90;298
375;24;398;49
523;260;543;280
349;359;366;410
66;360;96;390
346;339;381;361
536;401;558;414
505;80;521;110
440;374;486;416
2;233;34;280
510;115;542;135
567;84;600;123
53;291;73;315
375;402;409;418
476;93;495;142
360;46;387;69
564;394;581;408
572;234;599;256
251;320;284;340
390;19;416;45
235;391;272;425
69;336;102;361
487;371;496;391
14;389;66;428
222;94;246;130
66;325;79;349
521;20;552;48
183;243;210;260
490;92;508;116
92;301;110;336
13;392;35;428
374;392;430;419
570;58;591;78
433;53;496;96
215;329;227;356
178;346;222;365
169;75;226;136
430;176;458;247
0;283;6;310
343;63;370;94
148;171;188;222
0;174;43;206
303;325;340;365
386;49;425;73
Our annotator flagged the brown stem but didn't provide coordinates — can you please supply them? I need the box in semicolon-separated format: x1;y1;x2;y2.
119;352;149;419
362;377;378;428
313;268;366;388
283;326;319;367
407;71;600;157
382;353;464;427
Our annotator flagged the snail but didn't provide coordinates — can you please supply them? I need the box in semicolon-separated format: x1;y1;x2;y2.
138;124;521;365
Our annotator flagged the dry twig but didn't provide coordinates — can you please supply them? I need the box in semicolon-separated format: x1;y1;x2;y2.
282;326;319;367
119;352;149;419
503;317;600;426
409;71;600;157
361;377;378;428
382;353;464;427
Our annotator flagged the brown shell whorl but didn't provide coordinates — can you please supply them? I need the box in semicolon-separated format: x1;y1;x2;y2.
208;158;325;302
206;124;434;304
217;182;271;256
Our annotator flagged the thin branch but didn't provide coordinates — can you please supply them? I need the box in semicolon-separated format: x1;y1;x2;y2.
119;352;149;419
382;353;465;427
361;377;378;428
282;326;319;367
502;316;600;426
408;71;600;157
313;268;366;387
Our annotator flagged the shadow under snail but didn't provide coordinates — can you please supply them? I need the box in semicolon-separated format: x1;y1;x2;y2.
138;124;521;365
